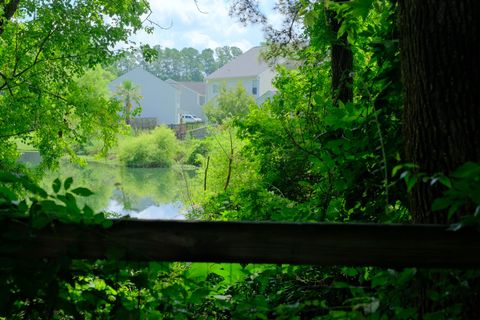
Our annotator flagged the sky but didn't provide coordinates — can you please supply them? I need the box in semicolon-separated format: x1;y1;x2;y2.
129;0;279;52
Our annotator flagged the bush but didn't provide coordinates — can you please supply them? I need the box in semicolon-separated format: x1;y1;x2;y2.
186;141;209;166
118;126;177;168
203;83;256;124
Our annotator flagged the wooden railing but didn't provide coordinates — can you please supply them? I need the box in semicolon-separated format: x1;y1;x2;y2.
2;219;480;268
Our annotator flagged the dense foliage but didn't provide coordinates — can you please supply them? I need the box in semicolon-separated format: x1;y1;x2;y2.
203;84;257;125
118;126;178;168
0;0;151;170
1;0;480;318
194;0;406;224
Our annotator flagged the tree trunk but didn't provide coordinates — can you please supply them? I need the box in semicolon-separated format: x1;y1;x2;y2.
328;7;353;105
399;1;480;224
0;0;20;35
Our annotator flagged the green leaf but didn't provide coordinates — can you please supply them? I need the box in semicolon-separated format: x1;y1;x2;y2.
448;203;460;219
333;281;350;288
102;219;113;228
83;205;94;217
437;175;452;188
392;165;403;177
56;194;69;205
52;178;61;193
451;162;480;178
397;268;416;285
337;21;349;38
348;0;374;19
189;288;211;304
24;182;48;198
94;213;106;223
0;186;17;201
371;272;390;288
64;177;74;190
432;198;451;211
405;174;417;192
0;171;20;183
341;267;358;277
71;187;94;197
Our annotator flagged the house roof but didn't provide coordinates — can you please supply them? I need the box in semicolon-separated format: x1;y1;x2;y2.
165;79;206;96
178;82;206;95
206;46;270;80
109;67;173;91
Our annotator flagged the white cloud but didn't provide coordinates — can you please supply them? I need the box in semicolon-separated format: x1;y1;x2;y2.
127;0;266;51
184;31;221;49
231;39;254;52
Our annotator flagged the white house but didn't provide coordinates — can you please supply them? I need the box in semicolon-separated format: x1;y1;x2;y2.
205;46;276;104
109;67;180;125
165;80;206;121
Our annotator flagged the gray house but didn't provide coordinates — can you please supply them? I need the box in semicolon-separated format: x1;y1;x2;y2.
205;46;276;103
166;80;206;121
109;67;180;125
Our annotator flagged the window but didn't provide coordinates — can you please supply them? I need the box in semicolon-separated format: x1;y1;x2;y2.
252;79;258;95
212;84;219;94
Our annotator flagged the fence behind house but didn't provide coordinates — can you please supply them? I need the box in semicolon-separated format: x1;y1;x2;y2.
131;117;157;130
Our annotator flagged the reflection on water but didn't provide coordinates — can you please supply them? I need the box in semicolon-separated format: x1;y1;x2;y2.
106;199;185;220
40;160;188;220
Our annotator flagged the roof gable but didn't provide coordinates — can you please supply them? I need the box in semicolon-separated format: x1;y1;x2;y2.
206;47;270;80
109;67;175;92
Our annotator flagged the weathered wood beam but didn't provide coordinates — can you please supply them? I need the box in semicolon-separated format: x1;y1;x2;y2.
2;219;480;268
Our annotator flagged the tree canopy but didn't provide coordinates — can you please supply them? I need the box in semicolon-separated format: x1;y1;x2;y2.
112;45;243;81
0;0;151;169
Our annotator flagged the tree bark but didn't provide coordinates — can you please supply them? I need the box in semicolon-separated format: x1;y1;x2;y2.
399;1;480;223
0;0;20;35
328;7;353;105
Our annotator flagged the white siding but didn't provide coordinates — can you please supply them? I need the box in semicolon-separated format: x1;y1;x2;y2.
258;68;276;97
177;85;205;120
206;77;257;101
109;68;179;125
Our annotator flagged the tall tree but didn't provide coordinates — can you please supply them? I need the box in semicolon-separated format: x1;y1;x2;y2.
200;48;217;76
327;2;353;105
215;46;235;68
180;47;202;81
399;1;480;223
230;46;243;59
230;0;353;104
112;45;244;81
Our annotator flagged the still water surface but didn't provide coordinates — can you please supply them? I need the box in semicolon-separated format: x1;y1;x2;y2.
40;159;188;220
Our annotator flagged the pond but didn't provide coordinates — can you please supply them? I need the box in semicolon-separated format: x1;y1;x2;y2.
39;160;190;220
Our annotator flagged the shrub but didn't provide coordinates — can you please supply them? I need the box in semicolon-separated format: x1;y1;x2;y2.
118;126;177;168
186;141;209;166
